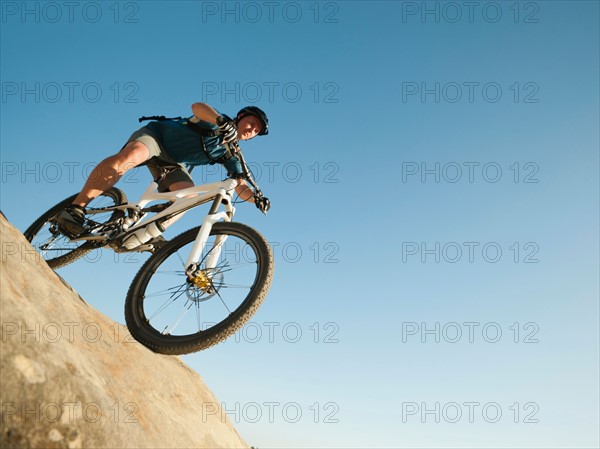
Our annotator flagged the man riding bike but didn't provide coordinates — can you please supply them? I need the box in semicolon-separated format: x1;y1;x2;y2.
54;103;270;238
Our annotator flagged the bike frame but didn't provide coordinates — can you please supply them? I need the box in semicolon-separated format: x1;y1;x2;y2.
85;177;238;271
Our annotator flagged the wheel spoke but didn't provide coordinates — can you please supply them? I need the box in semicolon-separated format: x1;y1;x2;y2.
155;270;186;277
211;278;232;314
147;286;188;320
175;250;186;269
144;283;187;299
213;262;257;274
162;299;195;335
213;283;252;289
196;301;202;332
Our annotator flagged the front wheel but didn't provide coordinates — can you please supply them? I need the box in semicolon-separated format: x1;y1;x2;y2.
125;222;274;354
24;188;127;269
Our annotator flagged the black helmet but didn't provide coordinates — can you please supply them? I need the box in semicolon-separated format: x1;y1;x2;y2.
237;106;269;136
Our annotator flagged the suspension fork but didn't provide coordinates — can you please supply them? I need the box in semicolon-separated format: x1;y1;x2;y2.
184;193;231;274
205;233;228;271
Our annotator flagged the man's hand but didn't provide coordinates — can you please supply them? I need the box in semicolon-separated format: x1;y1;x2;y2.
254;194;271;214
234;181;270;213
216;115;238;144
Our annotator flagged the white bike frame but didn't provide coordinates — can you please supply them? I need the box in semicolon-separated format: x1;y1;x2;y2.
87;177;238;271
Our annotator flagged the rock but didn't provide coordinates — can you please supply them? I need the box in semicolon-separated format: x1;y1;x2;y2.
0;214;248;448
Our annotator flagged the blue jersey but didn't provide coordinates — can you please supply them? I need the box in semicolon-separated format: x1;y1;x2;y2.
145;117;243;177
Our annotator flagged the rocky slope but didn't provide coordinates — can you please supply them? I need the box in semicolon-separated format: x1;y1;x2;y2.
0;214;248;448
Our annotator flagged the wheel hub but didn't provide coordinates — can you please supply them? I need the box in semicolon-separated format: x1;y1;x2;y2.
190;270;212;290
186;268;224;302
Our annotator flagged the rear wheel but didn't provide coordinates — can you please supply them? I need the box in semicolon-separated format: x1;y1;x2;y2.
24;188;127;269
125;221;274;354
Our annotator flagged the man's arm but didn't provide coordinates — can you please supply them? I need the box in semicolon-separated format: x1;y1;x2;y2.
233;173;271;212
191;102;221;124
192;102;237;143
235;180;255;203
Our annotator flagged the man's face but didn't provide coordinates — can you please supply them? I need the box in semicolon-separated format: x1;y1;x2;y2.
237;114;264;140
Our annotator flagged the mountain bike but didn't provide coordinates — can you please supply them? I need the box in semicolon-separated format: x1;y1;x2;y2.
24;143;274;355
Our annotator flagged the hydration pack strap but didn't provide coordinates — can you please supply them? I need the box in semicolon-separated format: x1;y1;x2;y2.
138;115;221;138
138;115;183;123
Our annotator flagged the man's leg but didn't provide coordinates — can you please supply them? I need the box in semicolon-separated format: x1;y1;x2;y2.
168;181;195;191
54;141;151;236
71;141;151;207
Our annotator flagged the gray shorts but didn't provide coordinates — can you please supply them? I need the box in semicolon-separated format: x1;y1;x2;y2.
125;127;193;192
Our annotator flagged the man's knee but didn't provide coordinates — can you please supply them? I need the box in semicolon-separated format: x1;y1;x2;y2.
115;141;151;172
96;142;148;178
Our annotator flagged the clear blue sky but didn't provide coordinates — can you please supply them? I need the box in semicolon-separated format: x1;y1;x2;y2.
1;1;598;447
